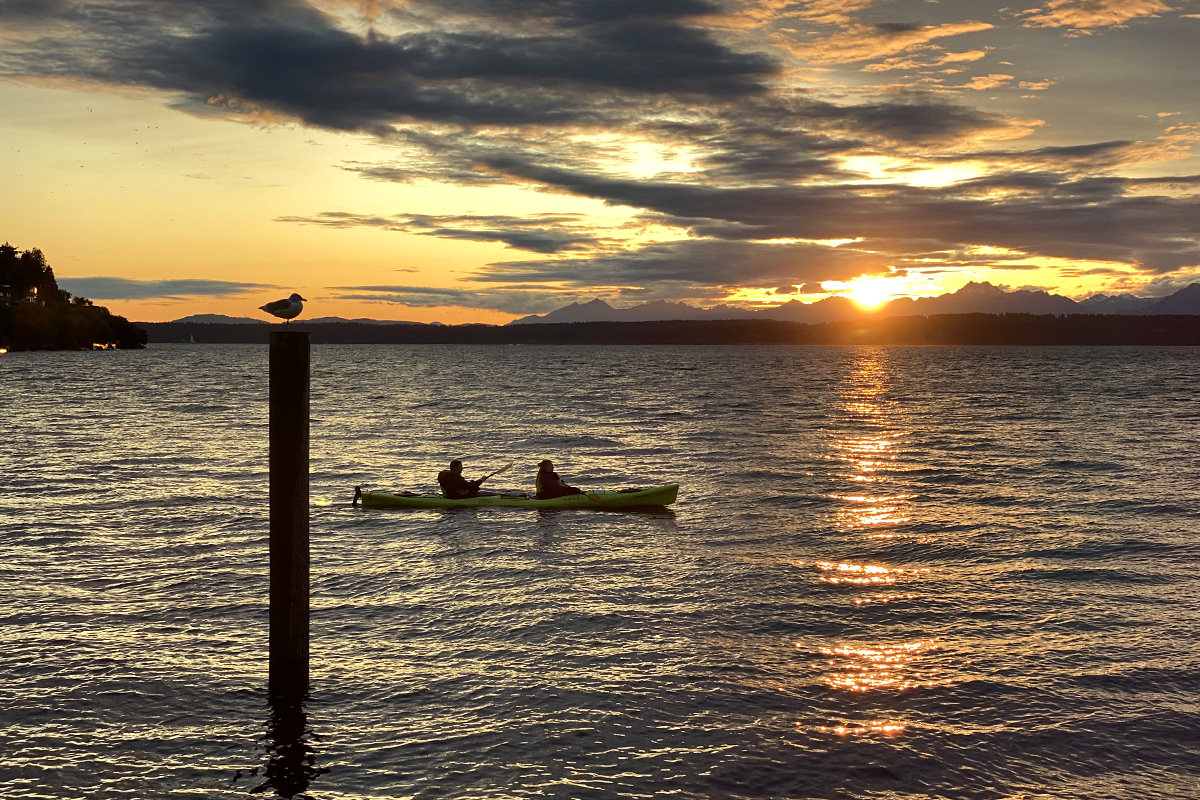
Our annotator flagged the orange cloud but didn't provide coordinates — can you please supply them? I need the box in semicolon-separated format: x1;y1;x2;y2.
783;20;994;66
940;49;990;64
961;74;1015;91
861;48;989;75
787;0;890;26
1019;0;1173;33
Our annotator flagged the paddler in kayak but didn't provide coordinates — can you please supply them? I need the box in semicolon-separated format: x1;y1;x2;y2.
438;459;487;499
535;459;584;499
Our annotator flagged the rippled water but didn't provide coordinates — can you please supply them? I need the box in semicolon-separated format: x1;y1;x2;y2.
2;344;1198;799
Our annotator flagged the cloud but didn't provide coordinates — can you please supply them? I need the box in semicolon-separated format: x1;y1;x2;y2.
959;74;1013;91
940;49;990;65
961;130;1200;177
782;20;994;66
780;0;893;27
1018;0;1175;33
277;211;604;253
350;93;1034;183
320;109;1199;297
324;236;890;313
469;238;888;290
0;0;776;132
56;277;272;300
441;159;1200;285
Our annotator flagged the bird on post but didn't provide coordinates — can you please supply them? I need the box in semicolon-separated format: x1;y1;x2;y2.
259;293;307;323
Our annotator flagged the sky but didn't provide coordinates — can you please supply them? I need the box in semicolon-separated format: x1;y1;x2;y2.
2;0;1199;324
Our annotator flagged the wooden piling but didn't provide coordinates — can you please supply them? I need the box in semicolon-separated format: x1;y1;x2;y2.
269;330;310;698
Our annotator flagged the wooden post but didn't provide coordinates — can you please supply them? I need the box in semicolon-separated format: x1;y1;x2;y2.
269;330;309;698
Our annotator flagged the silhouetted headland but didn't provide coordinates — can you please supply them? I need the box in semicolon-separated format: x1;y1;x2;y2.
0;243;146;351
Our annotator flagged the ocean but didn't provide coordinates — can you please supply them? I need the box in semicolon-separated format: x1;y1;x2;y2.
1;344;1198;800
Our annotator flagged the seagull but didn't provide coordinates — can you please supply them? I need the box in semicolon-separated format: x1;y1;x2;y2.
259;293;306;323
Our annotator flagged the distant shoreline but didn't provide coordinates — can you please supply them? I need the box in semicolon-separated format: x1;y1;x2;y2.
137;314;1200;346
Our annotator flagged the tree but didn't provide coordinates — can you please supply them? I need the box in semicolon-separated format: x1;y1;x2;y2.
0;242;146;350
0;242;19;302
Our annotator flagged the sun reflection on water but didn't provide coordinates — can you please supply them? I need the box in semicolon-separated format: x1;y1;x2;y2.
799;350;943;738
815;561;929;586
810;638;945;693
825;351;914;536
795;721;907;737
830;493;914;529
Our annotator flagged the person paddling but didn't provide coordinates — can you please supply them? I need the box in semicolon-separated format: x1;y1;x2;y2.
438;459;485;499
535;459;584;499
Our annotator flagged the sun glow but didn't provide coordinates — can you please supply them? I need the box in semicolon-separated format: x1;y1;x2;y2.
844;153;984;185
833;276;898;309
841;155;984;187
823;272;957;309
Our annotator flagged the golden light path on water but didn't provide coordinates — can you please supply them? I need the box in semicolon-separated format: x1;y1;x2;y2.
803;350;945;737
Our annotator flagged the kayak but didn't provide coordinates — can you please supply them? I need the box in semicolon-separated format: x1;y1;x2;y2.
355;483;678;509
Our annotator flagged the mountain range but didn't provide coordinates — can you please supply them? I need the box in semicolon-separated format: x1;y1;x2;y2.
159;282;1200;327
507;282;1200;325
168;314;431;325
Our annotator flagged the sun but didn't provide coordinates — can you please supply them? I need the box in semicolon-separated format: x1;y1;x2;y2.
840;276;896;310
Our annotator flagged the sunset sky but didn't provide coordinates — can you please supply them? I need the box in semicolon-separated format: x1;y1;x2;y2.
2;0;1199;323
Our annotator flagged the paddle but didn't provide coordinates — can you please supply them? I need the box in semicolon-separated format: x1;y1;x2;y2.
475;460;514;488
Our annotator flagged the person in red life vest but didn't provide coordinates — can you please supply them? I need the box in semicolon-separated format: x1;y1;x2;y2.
535;459;584;499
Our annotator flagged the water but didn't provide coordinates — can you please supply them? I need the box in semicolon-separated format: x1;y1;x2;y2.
1;344;1198;799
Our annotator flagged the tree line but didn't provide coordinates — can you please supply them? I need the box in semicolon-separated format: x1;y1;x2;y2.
0;243;146;350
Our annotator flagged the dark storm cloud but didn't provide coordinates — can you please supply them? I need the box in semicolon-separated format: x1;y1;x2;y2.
804;97;1013;145
0;0;72;17
1;0;774;132
57;277;270;300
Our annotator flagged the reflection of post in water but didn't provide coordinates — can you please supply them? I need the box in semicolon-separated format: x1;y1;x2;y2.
249;694;327;798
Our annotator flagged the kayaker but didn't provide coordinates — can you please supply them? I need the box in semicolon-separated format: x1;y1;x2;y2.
535;459;584;499
438;459;485;499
